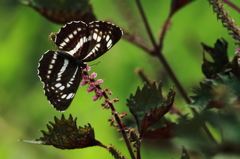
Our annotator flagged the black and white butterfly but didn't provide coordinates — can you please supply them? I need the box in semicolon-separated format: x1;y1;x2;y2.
38;21;122;111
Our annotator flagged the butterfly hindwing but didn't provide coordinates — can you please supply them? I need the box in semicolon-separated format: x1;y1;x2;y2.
38;50;82;111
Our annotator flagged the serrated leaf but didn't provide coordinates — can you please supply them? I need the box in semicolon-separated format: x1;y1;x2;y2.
19;114;103;149
190;73;240;109
20;0;96;24
180;146;190;159
108;145;125;159
126;82;175;138
201;38;229;78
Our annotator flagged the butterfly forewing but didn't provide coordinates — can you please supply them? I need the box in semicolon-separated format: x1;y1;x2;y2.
54;21;89;58
38;21;123;111
82;21;123;62
38;51;82;111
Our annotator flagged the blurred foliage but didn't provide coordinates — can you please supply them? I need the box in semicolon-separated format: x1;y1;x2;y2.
176;109;240;158
19;0;96;24
190;73;240;109
1;0;240;159
181;146;190;159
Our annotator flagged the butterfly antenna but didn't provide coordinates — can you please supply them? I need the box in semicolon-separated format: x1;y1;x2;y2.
89;61;102;67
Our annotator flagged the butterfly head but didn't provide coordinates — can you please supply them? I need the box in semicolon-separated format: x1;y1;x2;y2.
76;59;87;69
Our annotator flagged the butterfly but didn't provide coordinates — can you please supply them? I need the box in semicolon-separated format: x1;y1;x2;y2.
37;21;122;111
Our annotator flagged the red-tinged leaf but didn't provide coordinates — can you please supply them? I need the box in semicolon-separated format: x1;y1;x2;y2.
20;0;96;24
126;82;175;138
190;73;240;110
169;0;194;17
19;114;104;150
143;120;175;139
201;38;229;78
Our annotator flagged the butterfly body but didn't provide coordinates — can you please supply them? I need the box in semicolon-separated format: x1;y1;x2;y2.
38;21;122;111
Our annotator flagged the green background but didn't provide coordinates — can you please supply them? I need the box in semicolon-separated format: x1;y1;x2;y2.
0;0;240;158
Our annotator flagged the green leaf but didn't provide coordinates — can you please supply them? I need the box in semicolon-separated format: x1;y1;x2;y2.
180;146;190;159
190;73;240;109
20;0;96;24
190;82;212;109
19;114;103;149
201;38;229;78
126;82;175;138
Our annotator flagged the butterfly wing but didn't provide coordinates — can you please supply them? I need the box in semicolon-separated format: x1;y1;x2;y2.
38;21;122;111
38;50;81;111
82;21;123;62
54;21;90;58
54;21;122;61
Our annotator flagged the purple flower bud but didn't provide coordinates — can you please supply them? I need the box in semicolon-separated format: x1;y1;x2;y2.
87;87;94;93
91;72;98;79
86;66;92;71
83;75;89;81
92;96;98;101
96;91;102;96
235;48;240;53
97;79;104;84
80;81;87;86
89;82;95;88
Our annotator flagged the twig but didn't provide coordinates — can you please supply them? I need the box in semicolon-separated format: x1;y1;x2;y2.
135;0;157;48
122;35;152;53
222;0;240;12
136;146;141;159
98;84;136;159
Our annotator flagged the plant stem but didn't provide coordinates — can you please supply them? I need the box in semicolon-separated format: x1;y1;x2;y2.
122;35;152;53
155;50;192;104
135;0;157;49
222;0;240;12
135;0;191;104
95;84;136;159
136;146;141;159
